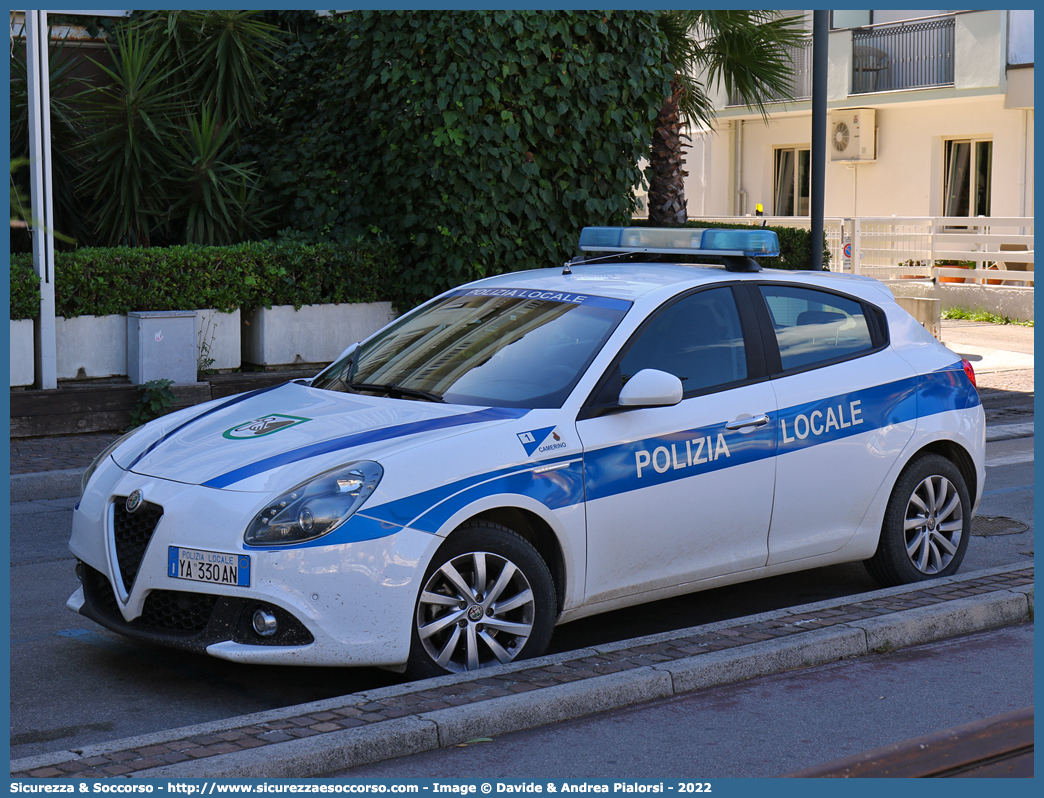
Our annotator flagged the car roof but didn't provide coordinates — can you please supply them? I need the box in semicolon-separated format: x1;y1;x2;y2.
466;262;894;306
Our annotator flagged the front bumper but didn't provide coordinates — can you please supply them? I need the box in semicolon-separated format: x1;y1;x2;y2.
69;458;441;667
75;562;315;653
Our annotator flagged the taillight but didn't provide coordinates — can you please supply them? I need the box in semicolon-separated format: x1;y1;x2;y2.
962;358;977;389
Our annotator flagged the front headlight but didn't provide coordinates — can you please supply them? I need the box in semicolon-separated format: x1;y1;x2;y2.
244;461;383;546
80;427;147;497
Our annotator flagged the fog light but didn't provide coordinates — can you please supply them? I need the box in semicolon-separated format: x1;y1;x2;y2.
252;609;278;637
75;561;85;583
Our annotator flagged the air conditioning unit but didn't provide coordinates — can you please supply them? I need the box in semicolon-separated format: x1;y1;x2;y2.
830;109;876;162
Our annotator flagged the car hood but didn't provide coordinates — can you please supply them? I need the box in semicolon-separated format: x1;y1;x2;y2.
117;382;527;491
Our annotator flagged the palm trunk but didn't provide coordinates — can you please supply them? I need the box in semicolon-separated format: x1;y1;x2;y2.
647;78;689;227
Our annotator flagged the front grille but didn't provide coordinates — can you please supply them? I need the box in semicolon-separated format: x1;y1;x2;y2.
141;590;218;633
83;564;120;617
77;565;314;652
81;565;217;636
113;497;163;593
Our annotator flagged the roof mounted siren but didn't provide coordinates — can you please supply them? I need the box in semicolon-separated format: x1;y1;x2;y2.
575;226;779;272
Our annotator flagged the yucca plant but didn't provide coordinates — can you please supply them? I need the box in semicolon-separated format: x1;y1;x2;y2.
169;107;266;245
10;36;92;247
183;11;281;131
72;11;281;247
76;25;188;246
132;10;280;132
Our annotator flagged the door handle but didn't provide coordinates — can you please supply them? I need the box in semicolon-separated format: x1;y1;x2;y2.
725;414;770;431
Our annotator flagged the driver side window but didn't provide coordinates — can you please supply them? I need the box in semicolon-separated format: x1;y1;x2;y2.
621;287;747;396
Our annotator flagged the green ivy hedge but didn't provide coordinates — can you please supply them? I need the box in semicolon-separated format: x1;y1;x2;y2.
247;10;672;304
9;238;398;320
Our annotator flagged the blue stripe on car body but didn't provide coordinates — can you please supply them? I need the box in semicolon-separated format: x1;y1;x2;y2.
128;382;288;470
241;363;980;549
205;406;530;489
245;455;583;550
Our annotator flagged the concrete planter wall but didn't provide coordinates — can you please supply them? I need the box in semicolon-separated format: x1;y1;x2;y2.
242;302;396;368
16;309;242;384
56;313;127;381
13;304;380;384
888;281;1035;323
196;309;241;372
9;319;35;387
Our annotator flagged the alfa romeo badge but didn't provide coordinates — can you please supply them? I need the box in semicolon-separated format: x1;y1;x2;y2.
125;489;144;513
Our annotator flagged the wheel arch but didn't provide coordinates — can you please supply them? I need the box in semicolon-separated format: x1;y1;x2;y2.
421;491;579;618
465;506;567;615
908;438;979;503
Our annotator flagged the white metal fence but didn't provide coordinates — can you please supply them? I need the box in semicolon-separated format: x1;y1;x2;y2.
692;216;1033;286
849;217;1033;286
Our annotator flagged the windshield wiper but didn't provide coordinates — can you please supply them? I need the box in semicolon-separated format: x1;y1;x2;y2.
346;382;446;403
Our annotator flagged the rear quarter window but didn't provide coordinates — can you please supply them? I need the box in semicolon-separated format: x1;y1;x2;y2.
760;285;878;371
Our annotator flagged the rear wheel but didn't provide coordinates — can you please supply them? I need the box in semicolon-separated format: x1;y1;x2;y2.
865;454;971;587
406;523;556;680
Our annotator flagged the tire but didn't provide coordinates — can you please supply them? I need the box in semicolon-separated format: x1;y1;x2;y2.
406;523;556;680
865;453;971;587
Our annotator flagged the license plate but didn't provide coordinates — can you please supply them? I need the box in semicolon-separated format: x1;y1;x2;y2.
168;546;250;587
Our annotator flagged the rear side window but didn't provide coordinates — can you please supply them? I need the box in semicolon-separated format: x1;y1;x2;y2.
760;285;874;371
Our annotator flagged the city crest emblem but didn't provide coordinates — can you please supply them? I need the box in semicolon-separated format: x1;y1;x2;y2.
222;414;311;440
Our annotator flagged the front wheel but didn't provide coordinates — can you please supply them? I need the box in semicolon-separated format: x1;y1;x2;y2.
406;523;556;680
865;453;971;587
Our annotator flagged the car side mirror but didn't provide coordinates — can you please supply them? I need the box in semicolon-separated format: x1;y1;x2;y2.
618;369;683;408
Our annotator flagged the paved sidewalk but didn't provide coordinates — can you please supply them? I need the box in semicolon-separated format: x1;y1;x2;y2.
11;563;1033;779
10;431;121;475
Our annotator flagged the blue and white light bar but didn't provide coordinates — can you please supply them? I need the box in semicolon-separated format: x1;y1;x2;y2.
579;226;780;258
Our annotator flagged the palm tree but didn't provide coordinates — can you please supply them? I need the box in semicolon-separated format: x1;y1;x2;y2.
648;11;806;226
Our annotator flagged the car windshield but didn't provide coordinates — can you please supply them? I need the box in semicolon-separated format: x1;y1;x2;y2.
312;289;630;408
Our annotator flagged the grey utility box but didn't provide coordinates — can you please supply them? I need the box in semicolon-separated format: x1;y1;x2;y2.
128;310;197;384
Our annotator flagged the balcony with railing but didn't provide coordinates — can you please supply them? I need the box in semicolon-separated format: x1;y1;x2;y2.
727;38;812;105
851;16;955;94
725;14;959;107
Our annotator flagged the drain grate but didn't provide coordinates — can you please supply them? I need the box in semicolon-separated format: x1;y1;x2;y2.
972;515;1029;537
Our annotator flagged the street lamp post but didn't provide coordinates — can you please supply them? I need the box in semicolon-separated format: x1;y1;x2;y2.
810;10;828;270
25;9;58;389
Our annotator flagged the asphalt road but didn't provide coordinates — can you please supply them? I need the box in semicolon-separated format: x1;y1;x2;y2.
8;433;1034;763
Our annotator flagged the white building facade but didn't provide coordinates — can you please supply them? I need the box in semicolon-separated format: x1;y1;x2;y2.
684;9;1034;223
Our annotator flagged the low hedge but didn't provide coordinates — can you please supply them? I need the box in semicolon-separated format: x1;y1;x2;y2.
10;259;41;321
9;238;398;320
634;219;829;270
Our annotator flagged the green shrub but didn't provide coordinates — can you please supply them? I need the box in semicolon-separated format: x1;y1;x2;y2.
9;258;41;320
9;238;397;320
651;219;829;270
246;10;672;303
128;379;176;428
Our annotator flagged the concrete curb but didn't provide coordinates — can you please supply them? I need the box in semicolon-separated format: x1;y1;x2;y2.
848;590;1031;651
13;564;1031;779
653;626;868;693
985;422;1035;442
419;666;674;749
139;717;440;780
10;468;83;502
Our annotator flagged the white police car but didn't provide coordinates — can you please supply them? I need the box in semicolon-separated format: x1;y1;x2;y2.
68;227;985;678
